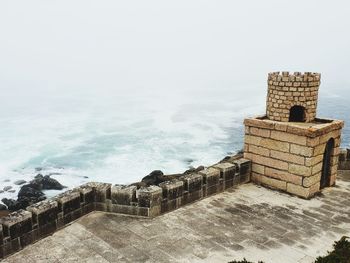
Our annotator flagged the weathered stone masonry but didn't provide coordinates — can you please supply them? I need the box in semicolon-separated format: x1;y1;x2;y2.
267;72;320;122
244;71;344;199
0;156;251;260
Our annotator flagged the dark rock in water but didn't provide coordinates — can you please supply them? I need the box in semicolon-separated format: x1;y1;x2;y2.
0;190;4;193
83;176;89;179
3;179;10;182
35;167;43;172
31;174;65;190
1;198;22;211
3;186;12;191
2;191;46;212
18;184;45;199
14;180;27;185
8;190;16;193
141;170;165;186
0;203;7;210
183;165;205;175
140;170;183;186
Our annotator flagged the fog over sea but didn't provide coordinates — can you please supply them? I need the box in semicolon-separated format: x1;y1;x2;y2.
0;1;349;200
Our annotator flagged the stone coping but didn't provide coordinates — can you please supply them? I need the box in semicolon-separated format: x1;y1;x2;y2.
244;115;344;138
268;71;321;82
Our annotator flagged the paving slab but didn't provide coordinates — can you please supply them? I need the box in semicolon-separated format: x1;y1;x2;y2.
4;171;350;263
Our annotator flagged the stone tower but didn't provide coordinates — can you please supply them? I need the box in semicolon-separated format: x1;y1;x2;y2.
244;72;344;199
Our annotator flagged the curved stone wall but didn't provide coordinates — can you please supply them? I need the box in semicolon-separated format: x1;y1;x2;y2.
266;72;321;122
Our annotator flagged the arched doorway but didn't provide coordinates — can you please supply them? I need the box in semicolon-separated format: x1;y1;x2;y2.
289;105;306;122
320;138;335;189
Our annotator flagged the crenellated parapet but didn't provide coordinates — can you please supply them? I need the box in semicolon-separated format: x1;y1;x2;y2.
0;156;252;260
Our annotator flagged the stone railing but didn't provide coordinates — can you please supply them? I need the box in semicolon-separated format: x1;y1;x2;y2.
339;148;350;170
0;156;251;260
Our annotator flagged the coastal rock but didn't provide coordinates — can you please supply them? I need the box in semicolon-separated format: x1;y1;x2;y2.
14;179;27;185
141;170;166;186
1;198;22;211
8;190;16;193
0;190;4;193
3;186;13;191
141;170;183;186
0;204;7;210
18;184;45;199
183;165;205;175
31;174;65;190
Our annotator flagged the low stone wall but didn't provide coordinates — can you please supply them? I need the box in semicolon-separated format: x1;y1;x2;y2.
339;148;350;170
0;157;251;260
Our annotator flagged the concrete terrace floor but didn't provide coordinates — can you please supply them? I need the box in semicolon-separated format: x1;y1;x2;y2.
4;171;350;263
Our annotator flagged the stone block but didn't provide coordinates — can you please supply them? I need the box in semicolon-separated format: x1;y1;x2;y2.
11;237;20;253
55;190;81;215
199;167;220;187
225;179;234;189
303;173;321;187
245;152;289;171
286;183;314;199
288;164;312;177
234;158;251;183
39;221;57;238
252;173;287;191
137;207;149;217
1;238;11;258
82;203;95;216
27;200;58;227
213;162;236;181
248;145;270;156
19;228;39;248
85;182;112;203
181;173;203;193
305;154;323;167
252;163;265;175
159;180;184;200
183;190;202;205
265;167;302;185
0;210;33;240
73;185;94;204
260;137;290;152
312;162;323;175
137;186;162;208
250;127;271;138
290;144;313;157
205;184;219;197
109;204;138;216
270;130;307;145
95;202;108;212
270;150;305;165
111;185;137;205
160;197;182;214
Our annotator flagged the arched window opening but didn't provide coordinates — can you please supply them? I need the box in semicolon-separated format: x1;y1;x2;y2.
289;105;306;122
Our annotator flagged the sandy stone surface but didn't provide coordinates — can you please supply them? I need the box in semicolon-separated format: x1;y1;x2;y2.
4;171;350;263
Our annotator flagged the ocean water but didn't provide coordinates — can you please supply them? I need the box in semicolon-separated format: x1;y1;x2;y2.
0;85;348;201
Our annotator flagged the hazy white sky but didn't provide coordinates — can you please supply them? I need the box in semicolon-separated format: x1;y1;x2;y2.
0;1;349;98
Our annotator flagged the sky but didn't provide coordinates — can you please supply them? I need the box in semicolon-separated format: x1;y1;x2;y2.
0;0;349;100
